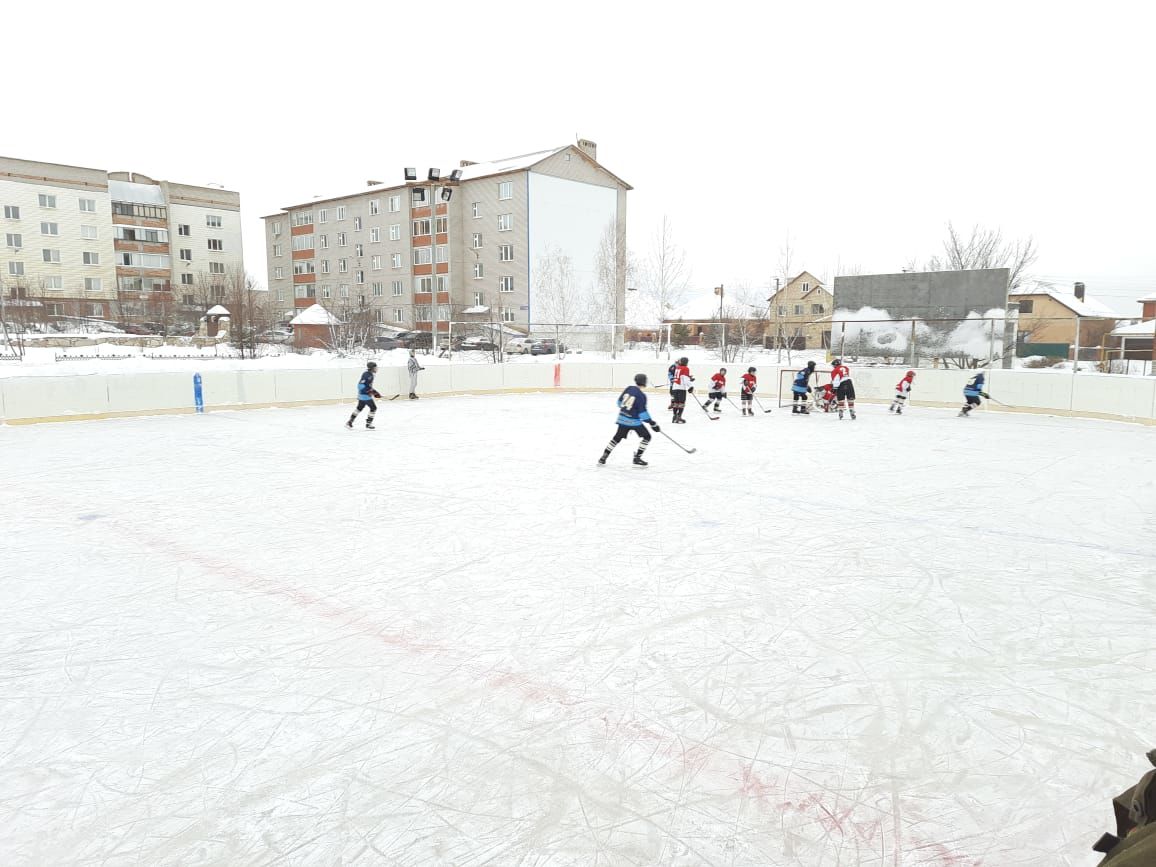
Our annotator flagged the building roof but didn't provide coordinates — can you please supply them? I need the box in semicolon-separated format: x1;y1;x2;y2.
1110;319;1156;337
205;304;230;316
1010;288;1121;318
461;305;490;314
289;304;342;326
1138;293;1156;303
108;180;165;205
455;147;568;181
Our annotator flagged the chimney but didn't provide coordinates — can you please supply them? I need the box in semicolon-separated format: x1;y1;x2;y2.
459;160;477;167
366;180;383;187
576;138;597;161
1074;282;1086;302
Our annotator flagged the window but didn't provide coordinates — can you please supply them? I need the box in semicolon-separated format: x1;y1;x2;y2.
414;276;433;292
500;307;516;322
209;262;226;274
497;213;512;231
354;216;362;231
3;205;19;219
177;223;191;236
271;221;282;235
387;195;400;213
291;211;313;227
339;285;349;298
499;276;514;293
180;273;194;286
473;263;484;279
472;202;480;218
371;255;382;270
89;303;105;316
318;209;328;224
295;285;316;299
206;215;222;228
370;227;380;242
369;199;380;215
274;266;284;279
337;232;347;246
414;305;431;322
44;276;63;289
801;282;810;292
79;198;96;212
119;253;171;268
338;258;348;273
391;253;402;268
777;305;786;316
39;194;57;208
355;243;364;257
293;261;315;275
84;277;102;292
355;270;365;284
113;202;167;220
811;303;825;314
473;291;484;306
336;206;347;220
1018;299;1034;314
794;304;803;315
273;243;283;256
320;260;330;274
372;281;384;296
411;188;426;206
292;234;314;251
41;222;59;236
389;224;401;241
412;247;432;266
276;287;285;302
498;181;512;200
435;216;447;234
114;226;168;244
5;233;21;249
42;249;60;263
81;225;98;240
391;280;403;296
472;233;482;248
8;261;24;276
207;238;224;251
412;219;431;236
319;235;329;249
435;245;447;263
322;285;332;299
394;308;404;323
498;244;513;262
180;248;193;261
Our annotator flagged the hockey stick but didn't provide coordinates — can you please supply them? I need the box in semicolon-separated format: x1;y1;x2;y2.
986;396;1017;409
725;396;746;414
389;394;401;401
753;395;773;414
690;392;719;420
656;427;696;454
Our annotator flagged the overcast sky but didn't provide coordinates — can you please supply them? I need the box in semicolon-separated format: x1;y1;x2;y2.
7;1;1152;314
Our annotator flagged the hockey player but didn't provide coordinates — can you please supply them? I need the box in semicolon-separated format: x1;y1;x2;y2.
831;358;856;420
890;370;916;414
708;368;727;412
670;356;693;423
818;381;837;413
791;360;816;414
740;366;757;416
406;350;425;399
959;371;991;417
346;361;382;429
599;373;660;467
666;361;677;409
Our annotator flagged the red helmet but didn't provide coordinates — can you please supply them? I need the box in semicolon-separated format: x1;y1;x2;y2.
906;370;915;378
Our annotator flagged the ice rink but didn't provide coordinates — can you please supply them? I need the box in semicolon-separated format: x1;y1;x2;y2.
3;391;1154;866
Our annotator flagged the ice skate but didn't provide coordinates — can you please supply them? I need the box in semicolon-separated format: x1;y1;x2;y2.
633;455;648;467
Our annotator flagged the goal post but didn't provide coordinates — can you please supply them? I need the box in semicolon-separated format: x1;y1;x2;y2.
777;368;832;409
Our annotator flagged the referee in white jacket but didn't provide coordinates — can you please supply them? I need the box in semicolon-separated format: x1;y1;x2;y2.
407;350;424;399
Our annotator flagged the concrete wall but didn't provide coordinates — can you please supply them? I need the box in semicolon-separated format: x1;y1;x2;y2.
833;268;1010;319
2;363;1154;426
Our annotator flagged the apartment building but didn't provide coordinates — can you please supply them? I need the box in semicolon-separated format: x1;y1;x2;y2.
263;139;630;335
0;156;242;327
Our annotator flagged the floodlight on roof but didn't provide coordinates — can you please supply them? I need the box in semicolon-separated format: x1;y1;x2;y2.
428;168;441;181
440;188;453;202
404;168;418;181
449;169;463;181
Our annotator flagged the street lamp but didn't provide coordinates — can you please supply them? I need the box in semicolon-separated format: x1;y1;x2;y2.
404;167;458;353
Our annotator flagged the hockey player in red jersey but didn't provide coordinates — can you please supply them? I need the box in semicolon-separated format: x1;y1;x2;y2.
890;370;915;414
739;367;757;416
831;358;856;420
819;381;837;412
670;357;693;423
708;368;727;412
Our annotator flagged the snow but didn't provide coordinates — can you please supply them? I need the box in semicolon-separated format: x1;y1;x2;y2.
1111;319;1156;336
289;303;342;326
205;304;231;316
2;394;1153;865
1011;288;1123;318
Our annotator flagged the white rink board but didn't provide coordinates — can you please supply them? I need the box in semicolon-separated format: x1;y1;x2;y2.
2;393;1154;865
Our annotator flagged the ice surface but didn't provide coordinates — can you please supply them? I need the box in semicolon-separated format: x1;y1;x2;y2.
2;393;1154;865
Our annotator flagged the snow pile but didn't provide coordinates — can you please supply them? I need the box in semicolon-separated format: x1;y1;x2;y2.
832;306;1007;360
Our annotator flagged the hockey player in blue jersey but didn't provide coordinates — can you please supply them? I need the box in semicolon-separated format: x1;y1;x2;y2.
959;371;991;416
791;360;816;414
599;373;661;467
346;361;382;429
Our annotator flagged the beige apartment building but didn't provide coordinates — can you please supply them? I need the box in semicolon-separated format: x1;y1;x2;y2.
767;271;833;349
1;156;242;329
263;139;630;337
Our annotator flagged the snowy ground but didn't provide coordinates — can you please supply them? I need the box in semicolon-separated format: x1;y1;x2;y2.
2;394;1154;866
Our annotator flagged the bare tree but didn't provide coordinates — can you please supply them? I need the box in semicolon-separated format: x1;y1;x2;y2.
222;267;269;359
534;245;578;326
777;232;795;286
639;217;691;351
924;222;1038;290
593;219;633;350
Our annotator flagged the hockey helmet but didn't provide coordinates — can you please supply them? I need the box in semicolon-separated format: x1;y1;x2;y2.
748;366;756;373
719;367;727;374
807;360;816;369
366;361;378;370
906;370;916;378
678;356;689;365
634;373;648;387
831;358;842;367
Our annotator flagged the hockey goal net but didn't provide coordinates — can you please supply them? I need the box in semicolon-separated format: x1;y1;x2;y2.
777;368;833;410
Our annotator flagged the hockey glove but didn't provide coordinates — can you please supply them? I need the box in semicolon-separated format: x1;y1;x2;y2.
806;386;812;393
688;386;694;393
981;392;991;399
371;390;383;398
649;422;660;432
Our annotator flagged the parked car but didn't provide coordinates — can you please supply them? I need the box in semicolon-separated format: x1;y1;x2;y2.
259;328;294;344
116;323;152;335
458;337;498;352
401;332;432;349
529;339;566;356
366;334;404;350
504;337;534;355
